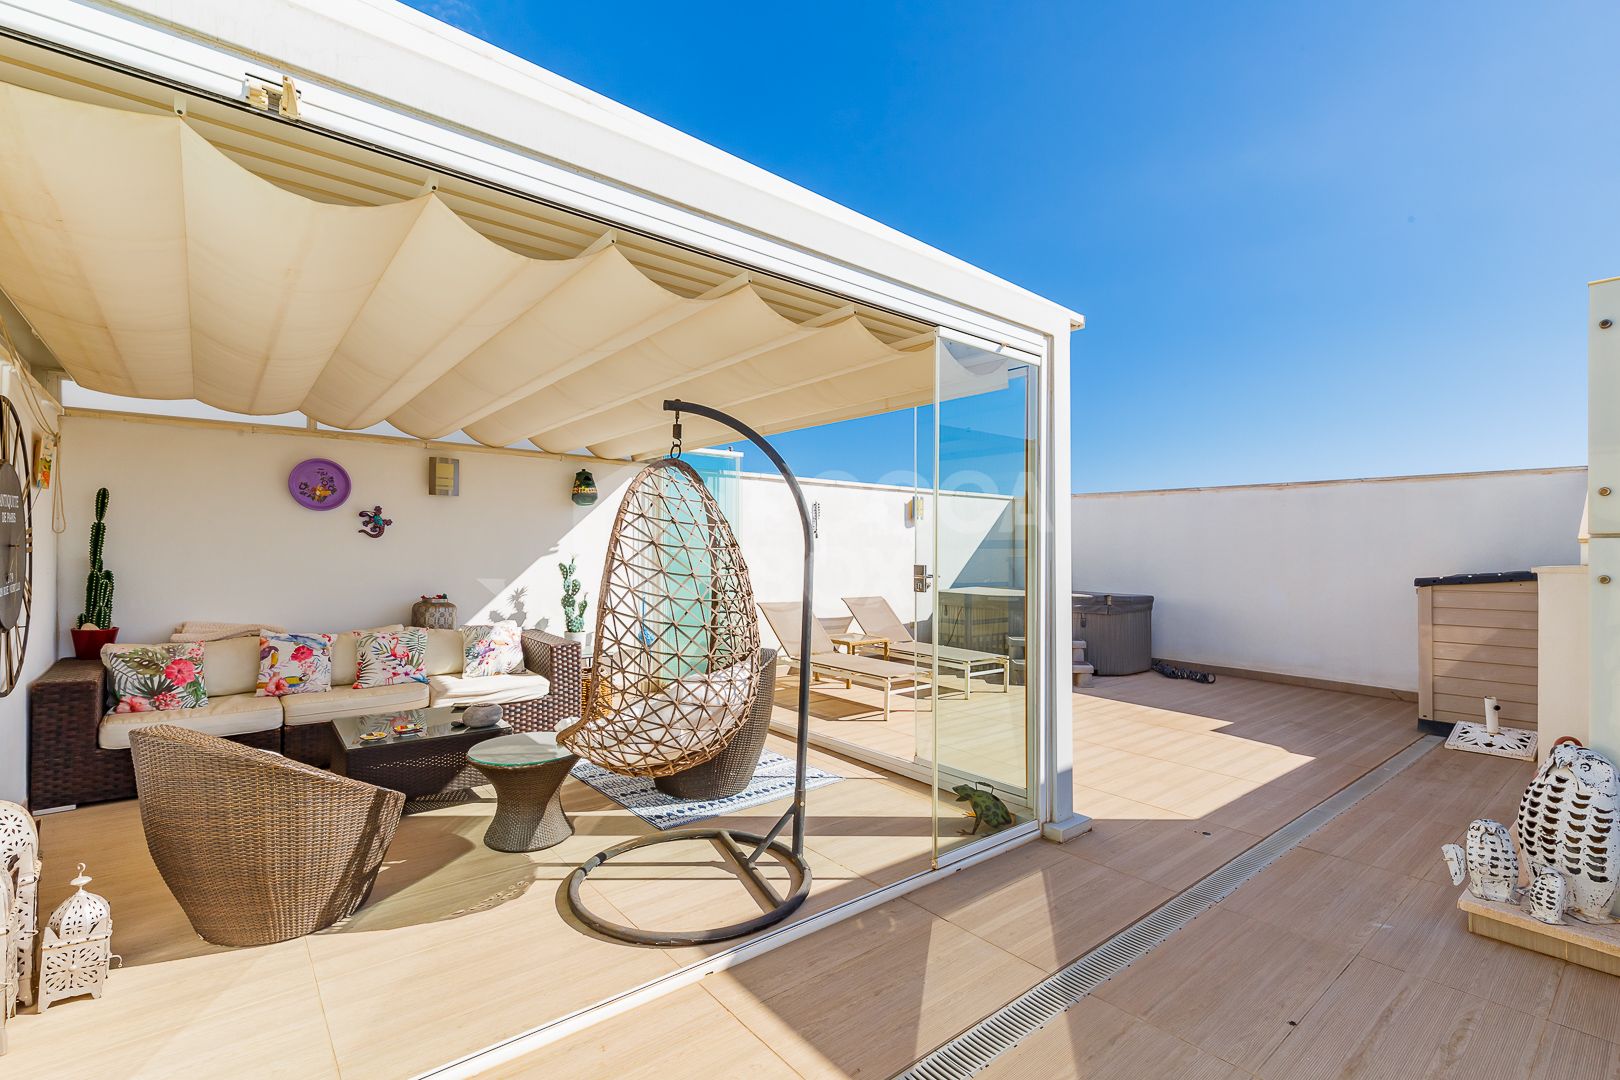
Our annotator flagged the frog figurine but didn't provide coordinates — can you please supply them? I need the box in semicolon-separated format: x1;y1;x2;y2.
953;782;1013;835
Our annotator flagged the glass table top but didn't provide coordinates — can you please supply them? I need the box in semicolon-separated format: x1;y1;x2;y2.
466;731;576;768
331;706;509;751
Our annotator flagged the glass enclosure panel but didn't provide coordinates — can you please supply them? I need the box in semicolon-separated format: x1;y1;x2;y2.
684;448;743;526
927;338;1037;863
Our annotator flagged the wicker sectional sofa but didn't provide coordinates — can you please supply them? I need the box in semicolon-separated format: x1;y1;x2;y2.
28;627;580;810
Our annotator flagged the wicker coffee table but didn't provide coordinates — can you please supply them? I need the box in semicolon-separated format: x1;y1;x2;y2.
328;707;510;799
466;731;579;852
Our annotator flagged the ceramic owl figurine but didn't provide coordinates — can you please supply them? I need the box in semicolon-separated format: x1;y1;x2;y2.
1516;743;1620;924
1441;818;1519;902
1527;865;1571;926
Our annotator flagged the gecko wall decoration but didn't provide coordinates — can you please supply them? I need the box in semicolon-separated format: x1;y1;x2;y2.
357;505;392;539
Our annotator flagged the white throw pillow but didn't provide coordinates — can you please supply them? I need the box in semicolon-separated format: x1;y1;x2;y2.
256;632;335;697
460;622;525;678
354;628;429;688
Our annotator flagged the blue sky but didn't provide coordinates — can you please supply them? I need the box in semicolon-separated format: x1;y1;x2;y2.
410;1;1614;492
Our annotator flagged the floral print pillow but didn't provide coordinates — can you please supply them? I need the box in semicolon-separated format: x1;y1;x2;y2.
354;628;428;688
256;632;335;697
103;642;208;715
460;622;524;679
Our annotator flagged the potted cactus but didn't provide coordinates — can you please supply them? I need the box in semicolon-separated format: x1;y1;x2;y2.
70;487;118;660
559;558;589;645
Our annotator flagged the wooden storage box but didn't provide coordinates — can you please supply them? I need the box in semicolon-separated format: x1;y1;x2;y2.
1416;571;1537;732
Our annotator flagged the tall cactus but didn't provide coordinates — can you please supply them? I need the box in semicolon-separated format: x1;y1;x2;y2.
559;558;588;634
78;487;114;629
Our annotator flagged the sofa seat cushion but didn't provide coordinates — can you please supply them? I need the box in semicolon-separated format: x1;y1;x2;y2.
203;636;264;697
423;628;465;677
99;693;282;750
428;670;550;708
280;683;430;726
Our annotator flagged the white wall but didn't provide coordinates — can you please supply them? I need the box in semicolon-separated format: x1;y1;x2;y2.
1072;468;1588;692
56;414;640;651
0;365;59;804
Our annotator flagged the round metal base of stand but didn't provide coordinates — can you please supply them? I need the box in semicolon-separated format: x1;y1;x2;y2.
564;828;812;946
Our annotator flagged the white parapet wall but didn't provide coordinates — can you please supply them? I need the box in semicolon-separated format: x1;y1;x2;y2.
1073;468;1589;693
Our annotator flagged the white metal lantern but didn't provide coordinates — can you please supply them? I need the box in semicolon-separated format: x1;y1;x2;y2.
0;801;39;1011
37;864;112;1014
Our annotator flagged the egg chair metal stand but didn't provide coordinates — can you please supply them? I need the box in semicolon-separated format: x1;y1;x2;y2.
562;399;815;946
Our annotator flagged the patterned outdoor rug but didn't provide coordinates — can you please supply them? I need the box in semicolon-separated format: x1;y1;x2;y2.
569;751;843;830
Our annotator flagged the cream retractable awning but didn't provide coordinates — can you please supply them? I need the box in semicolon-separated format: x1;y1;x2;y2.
0;81;934;456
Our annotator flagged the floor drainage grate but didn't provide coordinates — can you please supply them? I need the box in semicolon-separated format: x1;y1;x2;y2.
894;735;1442;1080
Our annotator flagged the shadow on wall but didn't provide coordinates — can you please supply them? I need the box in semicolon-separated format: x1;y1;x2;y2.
949;498;1024;590
484;585;538;630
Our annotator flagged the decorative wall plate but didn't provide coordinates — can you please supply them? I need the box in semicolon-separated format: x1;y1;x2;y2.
288;458;350;511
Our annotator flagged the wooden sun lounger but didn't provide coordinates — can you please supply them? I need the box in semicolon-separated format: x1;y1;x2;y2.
841;595;1010;698
758;602;922;721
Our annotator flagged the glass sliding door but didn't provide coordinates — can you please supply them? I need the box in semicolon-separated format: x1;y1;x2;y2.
924;336;1038;864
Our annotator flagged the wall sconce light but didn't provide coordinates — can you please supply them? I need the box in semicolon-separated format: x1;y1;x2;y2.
428;456;460;496
572;469;599;506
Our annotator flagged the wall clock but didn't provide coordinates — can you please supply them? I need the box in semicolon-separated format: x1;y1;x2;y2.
0;396;32;696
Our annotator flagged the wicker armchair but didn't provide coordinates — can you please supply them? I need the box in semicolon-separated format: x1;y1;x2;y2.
128;725;404;947
654;649;778;801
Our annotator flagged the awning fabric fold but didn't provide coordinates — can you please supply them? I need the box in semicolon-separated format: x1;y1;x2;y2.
0;81;935;456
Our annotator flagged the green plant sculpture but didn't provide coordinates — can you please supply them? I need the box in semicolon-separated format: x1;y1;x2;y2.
559;557;589;634
78;486;114;629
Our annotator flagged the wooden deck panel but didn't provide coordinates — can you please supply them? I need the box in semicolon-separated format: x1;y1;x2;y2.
503;677;1620;1079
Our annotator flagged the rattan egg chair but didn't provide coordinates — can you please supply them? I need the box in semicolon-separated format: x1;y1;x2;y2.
558;457;761;777
562;402;815;946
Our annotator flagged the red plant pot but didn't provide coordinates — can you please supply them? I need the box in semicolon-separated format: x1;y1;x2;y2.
71;626;119;661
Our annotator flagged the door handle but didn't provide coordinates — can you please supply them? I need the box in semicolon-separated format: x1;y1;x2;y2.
913;565;933;593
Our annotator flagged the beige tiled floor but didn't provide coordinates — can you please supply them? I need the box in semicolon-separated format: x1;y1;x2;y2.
3;724;946;1079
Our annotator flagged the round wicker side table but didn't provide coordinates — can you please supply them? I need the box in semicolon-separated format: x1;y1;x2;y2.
466;732;579;853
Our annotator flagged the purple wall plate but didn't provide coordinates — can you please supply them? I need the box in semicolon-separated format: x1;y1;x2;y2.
288;457;351;510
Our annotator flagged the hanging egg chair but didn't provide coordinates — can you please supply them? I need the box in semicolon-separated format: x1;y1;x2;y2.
558;458;761;777
561;402;816;948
